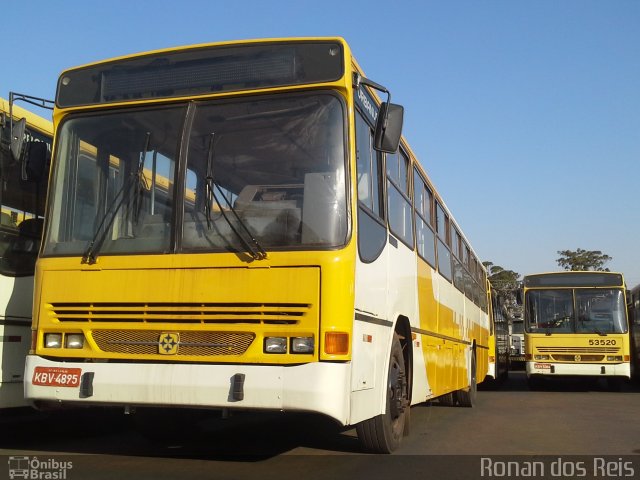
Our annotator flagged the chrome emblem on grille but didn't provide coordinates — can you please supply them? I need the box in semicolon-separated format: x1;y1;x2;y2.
159;333;179;355
574;354;581;362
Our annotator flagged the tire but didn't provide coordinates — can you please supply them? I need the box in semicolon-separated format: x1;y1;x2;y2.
456;349;477;407
438;392;456;406
356;333;410;453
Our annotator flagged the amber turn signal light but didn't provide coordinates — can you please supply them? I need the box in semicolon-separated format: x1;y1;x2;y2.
324;332;349;355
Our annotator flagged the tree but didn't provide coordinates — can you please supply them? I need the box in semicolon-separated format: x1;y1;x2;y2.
483;261;522;320
556;248;612;272
482;261;520;291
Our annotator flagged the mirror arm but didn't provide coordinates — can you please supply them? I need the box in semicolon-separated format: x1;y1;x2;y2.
353;74;391;127
9;92;15;152
8;92;54;152
8;92;54;162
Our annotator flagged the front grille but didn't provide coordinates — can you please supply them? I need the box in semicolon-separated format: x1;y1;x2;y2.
92;330;255;356
536;346;620;354
551;354;604;362
49;302;309;325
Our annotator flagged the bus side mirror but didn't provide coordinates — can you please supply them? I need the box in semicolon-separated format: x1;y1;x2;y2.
21;141;49;182
10;117;27;161
374;102;404;153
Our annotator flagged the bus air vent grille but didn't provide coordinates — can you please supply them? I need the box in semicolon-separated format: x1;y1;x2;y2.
49;302;309;325
536;346;620;354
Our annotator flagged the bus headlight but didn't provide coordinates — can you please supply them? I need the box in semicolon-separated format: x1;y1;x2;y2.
607;356;623;362
65;334;85;349
44;333;63;349
264;337;287;354
534;355;550;361
291;337;314;354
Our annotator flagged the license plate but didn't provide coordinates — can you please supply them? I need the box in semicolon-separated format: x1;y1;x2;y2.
534;363;552;370
32;366;82;387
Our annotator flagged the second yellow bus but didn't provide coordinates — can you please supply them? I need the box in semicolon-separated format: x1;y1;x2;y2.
523;271;630;390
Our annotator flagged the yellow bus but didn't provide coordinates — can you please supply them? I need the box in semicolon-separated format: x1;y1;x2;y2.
486;284;510;382
24;37;489;452
523;271;631;390
0;94;53;408
626;283;640;380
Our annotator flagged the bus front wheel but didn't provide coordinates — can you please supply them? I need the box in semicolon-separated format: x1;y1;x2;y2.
356;333;409;453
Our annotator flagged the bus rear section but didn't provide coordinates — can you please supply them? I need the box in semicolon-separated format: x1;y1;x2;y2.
523;272;631;388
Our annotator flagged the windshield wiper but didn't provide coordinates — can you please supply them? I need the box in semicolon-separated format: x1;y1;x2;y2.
594;329;608;336
82;132;151;264
204;133;267;261
132;133;151;223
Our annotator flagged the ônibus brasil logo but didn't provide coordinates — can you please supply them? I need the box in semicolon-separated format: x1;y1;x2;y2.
8;456;73;479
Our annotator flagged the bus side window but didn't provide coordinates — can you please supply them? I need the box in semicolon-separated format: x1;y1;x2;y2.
355;111;386;262
355;113;383;219
413;169;436;268
386;148;413;248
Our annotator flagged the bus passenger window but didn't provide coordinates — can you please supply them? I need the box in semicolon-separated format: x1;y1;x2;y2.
356;113;383;219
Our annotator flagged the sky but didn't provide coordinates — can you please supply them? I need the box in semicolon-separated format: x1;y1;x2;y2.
3;0;640;285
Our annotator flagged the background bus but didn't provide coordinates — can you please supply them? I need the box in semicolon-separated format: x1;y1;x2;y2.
486;285;510;382
0;95;52;408
626;283;640;380
24;37;490;452
523;271;630;389
509;313;525;366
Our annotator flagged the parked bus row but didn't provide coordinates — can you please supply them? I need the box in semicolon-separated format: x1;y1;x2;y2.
3;37;638;455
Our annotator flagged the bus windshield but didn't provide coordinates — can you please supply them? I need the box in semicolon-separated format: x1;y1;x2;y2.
525;288;627;334
43;92;347;257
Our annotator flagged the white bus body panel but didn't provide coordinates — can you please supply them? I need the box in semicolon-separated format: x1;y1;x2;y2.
350;236;423;424
0;276;33;408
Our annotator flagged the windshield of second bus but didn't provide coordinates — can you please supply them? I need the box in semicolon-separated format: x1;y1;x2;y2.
525;288;627;334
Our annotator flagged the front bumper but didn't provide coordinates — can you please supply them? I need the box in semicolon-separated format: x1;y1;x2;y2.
526;361;631;378
24;355;351;424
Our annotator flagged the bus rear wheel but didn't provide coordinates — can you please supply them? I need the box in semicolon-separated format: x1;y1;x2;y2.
356;333;409;453
456;349;477;407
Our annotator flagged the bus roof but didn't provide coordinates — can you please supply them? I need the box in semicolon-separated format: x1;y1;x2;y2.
59;36;349;74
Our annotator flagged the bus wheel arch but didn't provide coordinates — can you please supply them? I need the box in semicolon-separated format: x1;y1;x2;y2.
456;342;477;408
394;316;412;436
355;319;412;453
394;316;413;406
